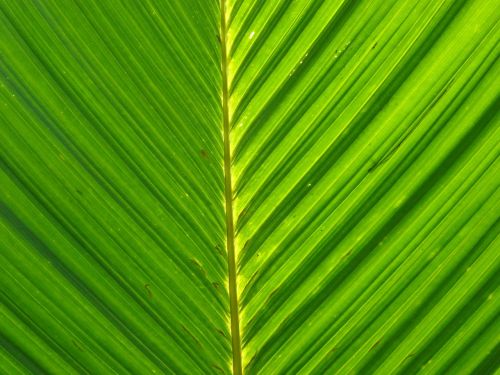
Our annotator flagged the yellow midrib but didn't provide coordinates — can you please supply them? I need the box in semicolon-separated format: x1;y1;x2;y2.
220;1;243;374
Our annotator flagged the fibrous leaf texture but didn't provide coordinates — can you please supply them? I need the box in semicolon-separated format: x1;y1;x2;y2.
1;0;499;374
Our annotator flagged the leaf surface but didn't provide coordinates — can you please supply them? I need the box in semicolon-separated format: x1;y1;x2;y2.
1;1;230;374
227;0;500;373
1;0;499;374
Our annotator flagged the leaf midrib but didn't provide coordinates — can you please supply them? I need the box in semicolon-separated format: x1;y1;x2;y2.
220;1;243;374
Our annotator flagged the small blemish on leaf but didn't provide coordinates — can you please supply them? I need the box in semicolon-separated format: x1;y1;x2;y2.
215;328;226;338
181;325;201;347
238;208;248;221
369;339;382;352
212;364;225;374
341;250;352;260
72;339;85;352
191;259;207;276
214;243;225;256
405;353;416;360
144;283;153;299
329;347;338;354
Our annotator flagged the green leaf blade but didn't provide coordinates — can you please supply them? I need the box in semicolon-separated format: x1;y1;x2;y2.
1;1;230;373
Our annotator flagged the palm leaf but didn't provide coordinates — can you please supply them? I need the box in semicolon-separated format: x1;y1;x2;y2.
1;0;499;374
1;1;228;373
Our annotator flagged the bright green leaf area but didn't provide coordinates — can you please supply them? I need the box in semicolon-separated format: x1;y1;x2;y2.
1;0;499;374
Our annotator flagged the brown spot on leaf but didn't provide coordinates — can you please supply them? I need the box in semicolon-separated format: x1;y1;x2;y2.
215;328;227;338
341;250;352;260
369;339;382;352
